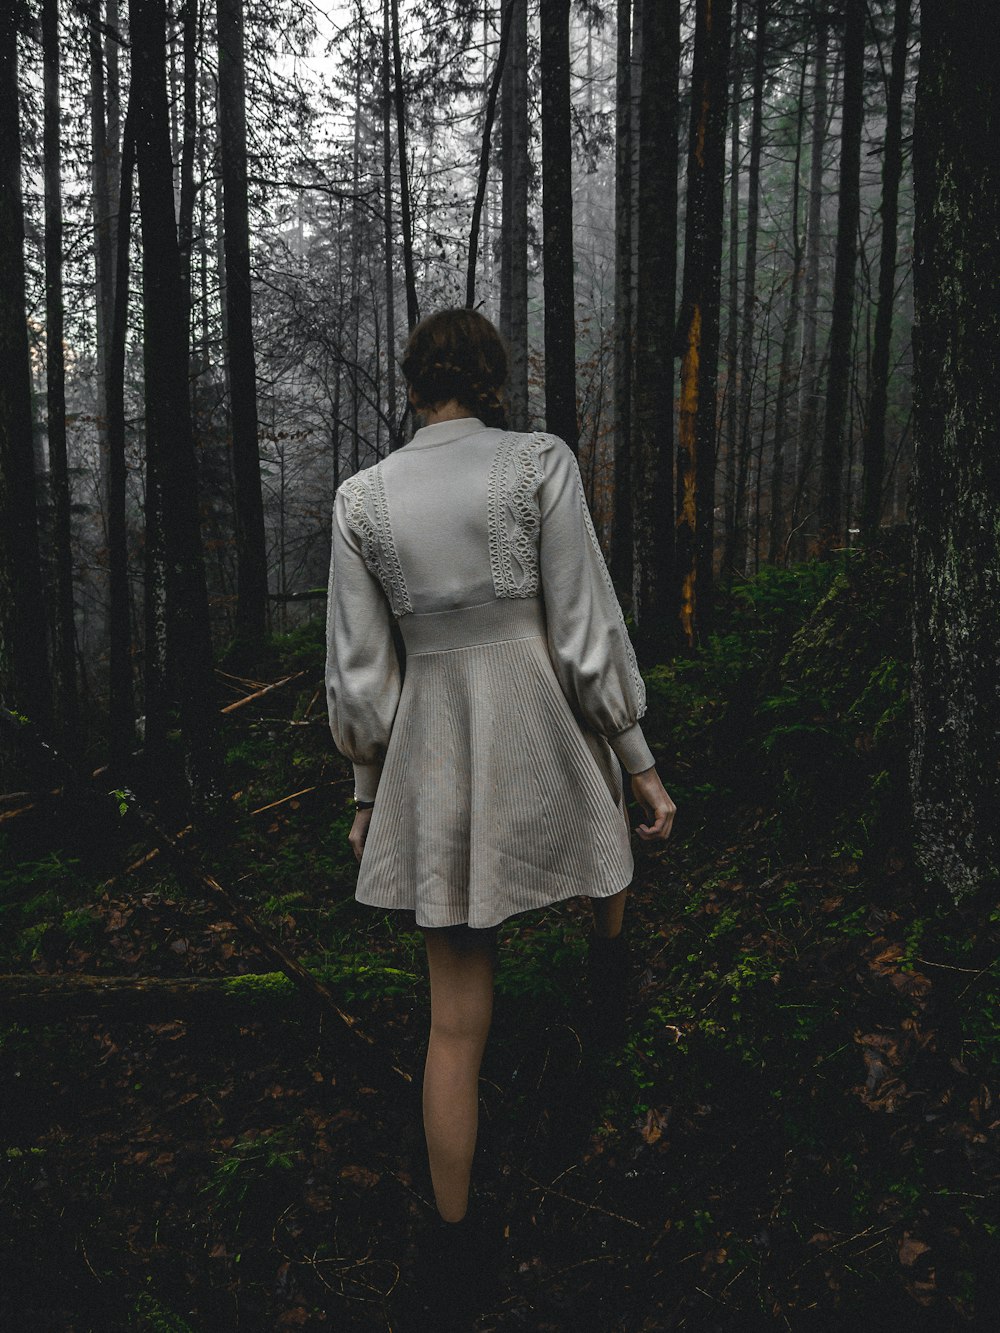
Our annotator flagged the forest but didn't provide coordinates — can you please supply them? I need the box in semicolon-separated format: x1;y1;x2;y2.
1;0;999;1327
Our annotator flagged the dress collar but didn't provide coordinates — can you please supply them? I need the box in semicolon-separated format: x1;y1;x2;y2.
403;416;488;450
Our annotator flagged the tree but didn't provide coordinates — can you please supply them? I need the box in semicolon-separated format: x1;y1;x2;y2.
674;0;732;647
817;0;865;556
500;0;529;431
42;0;79;753
218;0;269;655
860;0;910;541
131;0;220;809
539;0;577;450
0;0;53;750
631;0;678;658
910;1;1000;904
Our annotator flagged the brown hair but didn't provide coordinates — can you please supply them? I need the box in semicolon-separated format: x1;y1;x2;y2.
401;308;509;429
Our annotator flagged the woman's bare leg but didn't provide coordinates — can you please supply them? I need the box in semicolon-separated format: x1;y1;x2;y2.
420;923;498;1222
590;885;627;939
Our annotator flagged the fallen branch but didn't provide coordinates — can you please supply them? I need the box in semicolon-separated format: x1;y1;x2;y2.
219;670;308;715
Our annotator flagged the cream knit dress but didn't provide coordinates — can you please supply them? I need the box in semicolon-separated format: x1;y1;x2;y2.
324;417;656;929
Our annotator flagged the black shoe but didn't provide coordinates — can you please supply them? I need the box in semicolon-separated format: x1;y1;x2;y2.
395;1193;501;1331
586;928;631;1049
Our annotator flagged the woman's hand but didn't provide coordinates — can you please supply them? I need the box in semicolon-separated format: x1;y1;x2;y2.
630;767;676;841
349;807;374;863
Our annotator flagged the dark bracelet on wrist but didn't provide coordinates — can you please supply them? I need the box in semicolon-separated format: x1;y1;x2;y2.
354;798;375;810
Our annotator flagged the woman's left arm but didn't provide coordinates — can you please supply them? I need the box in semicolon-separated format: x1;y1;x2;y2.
325;480;403;806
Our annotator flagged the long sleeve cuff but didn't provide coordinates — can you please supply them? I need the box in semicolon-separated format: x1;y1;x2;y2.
607;722;656;775
353;762;383;803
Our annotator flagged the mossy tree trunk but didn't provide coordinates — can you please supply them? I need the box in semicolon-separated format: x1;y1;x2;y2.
910;2;1000;904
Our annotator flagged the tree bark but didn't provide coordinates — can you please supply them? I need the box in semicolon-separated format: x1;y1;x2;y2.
131;0;220;811
381;0;399;447
610;0;633;603
860;0;910;541
42;0;79;756
733;0;766;573
106;91;136;768
539;0;578;451
466;0;514;309
631;0;678;659
391;0;419;331
817;0;865;556
910;2;1000;903
218;0;269;653
498;0;531;432
767;37;808;566
674;0;731;648
0;0;53;751
721;0;743;578
792;18;828;562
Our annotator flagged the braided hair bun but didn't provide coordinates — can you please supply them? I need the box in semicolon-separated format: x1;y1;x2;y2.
401;308;509;429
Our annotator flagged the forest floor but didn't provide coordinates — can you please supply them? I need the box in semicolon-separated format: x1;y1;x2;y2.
2;540;998;1331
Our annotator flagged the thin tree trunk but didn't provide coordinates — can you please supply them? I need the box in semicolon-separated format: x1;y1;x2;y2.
860;0;909;541
381;0;399;447
792;18;827;562
540;0;578;450
0;2;53;750
767;37;808;565
508;0;529;429
721;0;743;576
42;0;78;755
674;0;731;648
106;92;136;768
218;0;268;652
610;0;633;603
910;2;1000;904
733;0;766;573
632;0;678;659
132;0;219;811
817;0;864;556
466;0;514;309
391;0;419;331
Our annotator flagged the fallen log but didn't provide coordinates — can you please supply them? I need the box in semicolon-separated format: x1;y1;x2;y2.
0;969;411;1022
219;670;308;714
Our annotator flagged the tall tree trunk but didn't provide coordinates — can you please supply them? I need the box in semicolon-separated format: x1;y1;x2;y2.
674;0;732;647
106;93;136;768
721;0;743;577
792;18;828;563
539;0;578;451
218;0;268;653
131;0;219;811
0;0;53;746
732;0;765;573
817;0;865;556
507;0;529;430
610;0;633;602
381;0;398;447
42;0;79;755
860;0;909;541
465;0;514;310
910;2;1000;904
767;36;808;565
631;0;678;659
390;0;418;331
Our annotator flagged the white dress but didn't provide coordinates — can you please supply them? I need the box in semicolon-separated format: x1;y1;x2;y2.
324;417;656;929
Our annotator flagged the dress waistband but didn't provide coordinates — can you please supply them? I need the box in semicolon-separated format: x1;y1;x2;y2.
399;596;547;654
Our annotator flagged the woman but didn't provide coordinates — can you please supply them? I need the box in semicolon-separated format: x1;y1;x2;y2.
325;307;675;1328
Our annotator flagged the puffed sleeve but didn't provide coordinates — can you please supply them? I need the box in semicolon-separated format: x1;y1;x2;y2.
537;434;656;775
324;481;403;802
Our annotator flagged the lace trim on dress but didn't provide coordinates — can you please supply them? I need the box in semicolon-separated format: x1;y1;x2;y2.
568;450;649;722
340;468;413;618
487;432;546;598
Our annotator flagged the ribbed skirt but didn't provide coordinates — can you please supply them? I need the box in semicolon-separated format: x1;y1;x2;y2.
354;596;634;929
